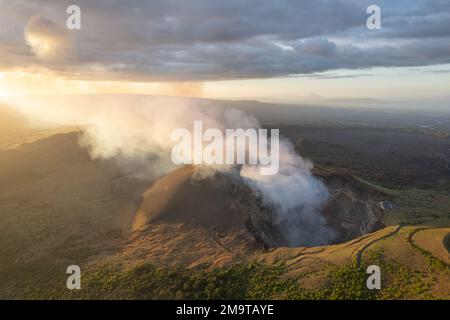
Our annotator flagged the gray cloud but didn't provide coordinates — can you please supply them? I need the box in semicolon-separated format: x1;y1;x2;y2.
24;15;71;59
0;0;449;80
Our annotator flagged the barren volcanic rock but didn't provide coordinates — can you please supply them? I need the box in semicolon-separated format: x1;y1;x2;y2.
127;166;268;268
314;166;385;243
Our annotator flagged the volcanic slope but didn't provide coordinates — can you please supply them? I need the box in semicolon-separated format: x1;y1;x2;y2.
0;104;76;151
122;166;264;268
0;128;448;299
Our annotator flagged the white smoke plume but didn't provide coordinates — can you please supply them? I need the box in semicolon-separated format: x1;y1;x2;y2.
6;95;334;246
240;141;333;246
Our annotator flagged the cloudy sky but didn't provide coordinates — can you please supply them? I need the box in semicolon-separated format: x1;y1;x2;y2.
0;0;449;101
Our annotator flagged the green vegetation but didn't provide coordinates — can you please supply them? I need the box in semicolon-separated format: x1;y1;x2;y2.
316;247;431;300
408;229;450;274
61;263;275;299
362;249;432;299
45;252;432;300
58;263;307;300
380;188;450;227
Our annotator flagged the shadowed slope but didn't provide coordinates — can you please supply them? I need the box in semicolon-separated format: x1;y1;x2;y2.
127;167;266;268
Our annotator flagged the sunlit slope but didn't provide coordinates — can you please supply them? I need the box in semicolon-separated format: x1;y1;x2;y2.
0;132;149;298
0;104;76;151
125;165;262;268
255;225;449;299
